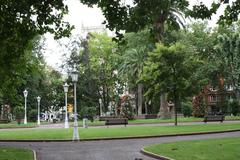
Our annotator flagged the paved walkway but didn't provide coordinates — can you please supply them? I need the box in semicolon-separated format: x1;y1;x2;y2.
0;131;240;160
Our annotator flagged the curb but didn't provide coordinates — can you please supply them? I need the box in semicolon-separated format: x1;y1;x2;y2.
0;129;240;142
0;139;73;142
140;148;173;160
31;149;37;160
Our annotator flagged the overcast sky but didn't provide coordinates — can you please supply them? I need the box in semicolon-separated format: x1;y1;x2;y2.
43;0;227;71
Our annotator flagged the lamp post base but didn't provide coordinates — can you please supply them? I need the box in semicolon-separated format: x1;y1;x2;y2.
64;118;69;129
24;118;27;125
72;119;79;141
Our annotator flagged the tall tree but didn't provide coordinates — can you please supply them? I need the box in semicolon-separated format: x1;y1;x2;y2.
88;32;119;113
189;0;240;25
118;30;154;115
0;1;72;109
215;32;240;102
142;43;201;125
65;32;120;115
81;0;188;41
80;0;239;40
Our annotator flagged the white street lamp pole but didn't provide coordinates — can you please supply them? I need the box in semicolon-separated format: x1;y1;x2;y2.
71;64;79;141
23;89;28;124
63;83;69;129
37;96;41;125
99;98;103;116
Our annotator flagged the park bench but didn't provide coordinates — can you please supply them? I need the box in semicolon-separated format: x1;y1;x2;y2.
99;116;116;121
105;118;128;127
0;119;10;124
204;114;224;123
144;114;158;119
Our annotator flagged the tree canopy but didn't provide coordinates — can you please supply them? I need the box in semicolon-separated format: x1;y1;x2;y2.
0;1;72;97
80;0;240;41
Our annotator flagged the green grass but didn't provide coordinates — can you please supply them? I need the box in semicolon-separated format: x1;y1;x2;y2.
0;122;36;129
0;128;72;140
75;117;202;127
1;116;239;129
128;117;203;124
0;123;239;140
79;123;240;139
0;121;62;129
144;137;240;160
0;147;34;160
76;116;240;126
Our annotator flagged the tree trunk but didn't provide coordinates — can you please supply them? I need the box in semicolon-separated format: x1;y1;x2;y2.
158;94;171;119
137;83;143;115
145;101;148;114
173;89;179;126
235;90;240;104
135;90;138;115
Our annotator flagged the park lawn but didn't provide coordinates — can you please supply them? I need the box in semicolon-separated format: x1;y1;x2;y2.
0;122;36;129
0;147;34;160
1;116;239;129
0;123;239;140
0;128;72;140
77;116;240;126
75;117;202;127
144;137;240;160
128;117;203;124
0;121;62;129
76;120;105;126
79;123;240;139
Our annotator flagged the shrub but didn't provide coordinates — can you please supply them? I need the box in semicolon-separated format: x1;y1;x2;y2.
79;107;97;122
120;95;135;120
229;100;240;116
29;109;37;122
182;102;192;117
13;106;24;124
13;106;24;119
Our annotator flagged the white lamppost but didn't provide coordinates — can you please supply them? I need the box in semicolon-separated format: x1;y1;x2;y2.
71;64;79;141
63;83;69;129
37;96;41;125
23;89;28;124
99;87;103;116
98;98;103;116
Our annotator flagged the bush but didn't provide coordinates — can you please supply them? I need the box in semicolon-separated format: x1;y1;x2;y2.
29;109;37;122
79;107;97;122
13;106;24;124
221;102;229;114
229;100;240;116
120;95;135;120
182;102;192;117
13;106;24;119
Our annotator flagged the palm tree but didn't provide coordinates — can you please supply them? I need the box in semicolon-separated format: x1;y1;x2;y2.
119;47;147;115
126;0;187;42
